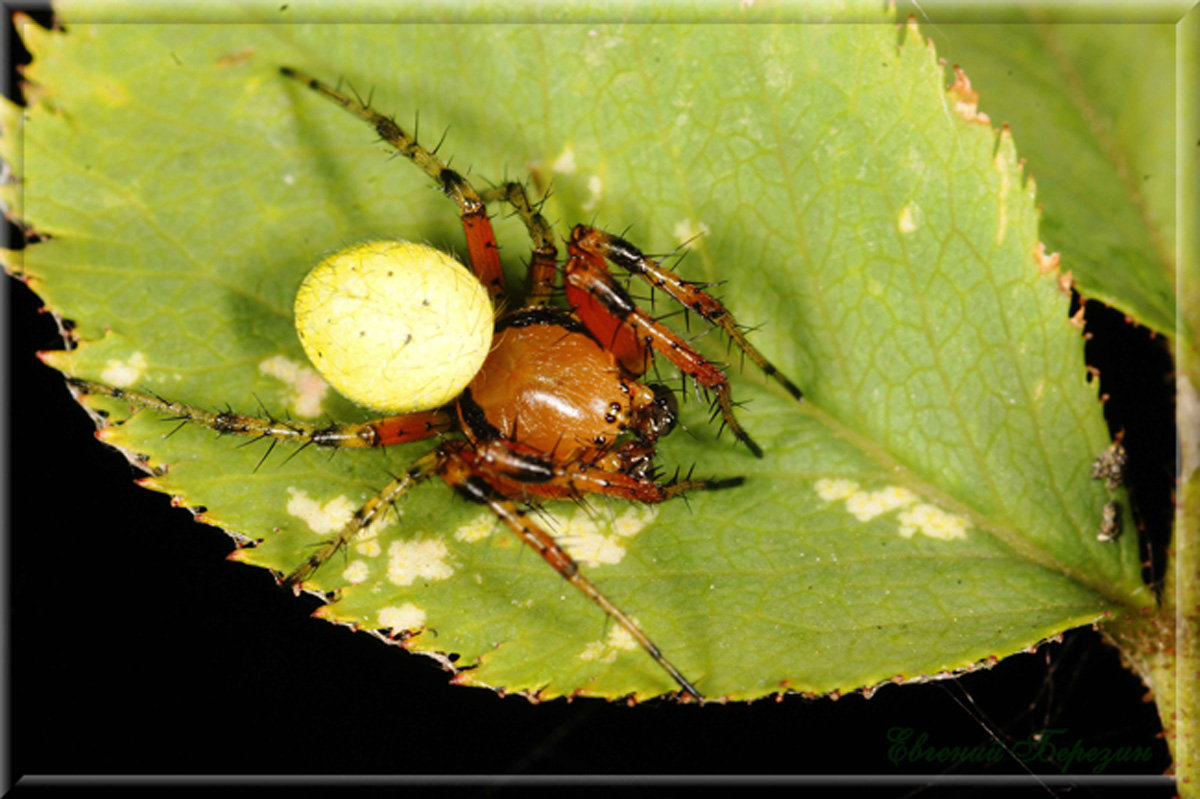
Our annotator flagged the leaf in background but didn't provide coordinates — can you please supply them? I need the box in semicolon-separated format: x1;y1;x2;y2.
2;4;1150;701
909;14;1177;338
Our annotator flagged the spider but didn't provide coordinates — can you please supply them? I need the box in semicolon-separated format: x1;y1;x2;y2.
68;67;803;700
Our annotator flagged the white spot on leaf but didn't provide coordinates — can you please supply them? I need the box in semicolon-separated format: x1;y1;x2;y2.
100;352;147;388
355;537;382;558
259;355;330;418
552;145;576;174
342;560;370;584
286;488;355;535
378;603;426;632
898;204;920;234
846;486;919;522
610;506;658;539
897;504;969;541
544;505;658;568
387;537;454;586
815;478;859;502
673;219;711;248
581;174;604;212
454;513;495;543
815;481;969;541
579;621;639;663
459;505;658;568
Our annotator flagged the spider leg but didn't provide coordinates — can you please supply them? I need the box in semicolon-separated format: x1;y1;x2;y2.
68;378;453;449
479;182;558;305
572;225;804;402
562;238;765;458
439;440;705;700
283;450;442;586
461;436;743;504
280;67;507;302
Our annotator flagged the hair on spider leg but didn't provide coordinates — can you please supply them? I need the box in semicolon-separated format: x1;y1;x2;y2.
377;463;406;483
371;468;410;525
710;417;731;447
249;392;285;426
676;462;696;486
335;73;362;106
707;398;726;425
238;435;281;473
422;122;452;155
665;237;702;264
645;307;694;327
680;318;723;344
533;183;555;213
523;497;562;528
725;394;755;414
278;437;316;467
339;77;376;115
163;419;191;439
611;223;638;243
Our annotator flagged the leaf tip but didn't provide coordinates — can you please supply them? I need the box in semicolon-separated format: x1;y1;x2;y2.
1035;241;1062;276
1057;269;1075;297
1;247;25;277
903;14;924;45
38;348;72;371
994;122;1019;169
947;66;991;125
11;12;60;88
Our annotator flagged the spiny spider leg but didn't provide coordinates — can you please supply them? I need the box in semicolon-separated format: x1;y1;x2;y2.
563;234;765;457
284;436;711;699
574;226;804;402
68;379;453;449
440;441;704;700
461;431;744;504
284;450;441;586
80;374;720;696
478;182;558;305
281;67;507;302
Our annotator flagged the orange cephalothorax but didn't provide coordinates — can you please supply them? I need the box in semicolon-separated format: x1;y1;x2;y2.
464;309;631;458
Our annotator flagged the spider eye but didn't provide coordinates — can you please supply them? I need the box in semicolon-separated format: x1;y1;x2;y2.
636;383;679;442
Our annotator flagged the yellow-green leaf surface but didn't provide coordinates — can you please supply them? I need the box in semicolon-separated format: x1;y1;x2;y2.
3;4;1152;701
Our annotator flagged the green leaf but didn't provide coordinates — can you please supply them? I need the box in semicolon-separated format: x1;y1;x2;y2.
5;5;1150;701
907;14;1177;338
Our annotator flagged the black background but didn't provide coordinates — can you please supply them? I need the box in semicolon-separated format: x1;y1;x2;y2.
4;7;1178;795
